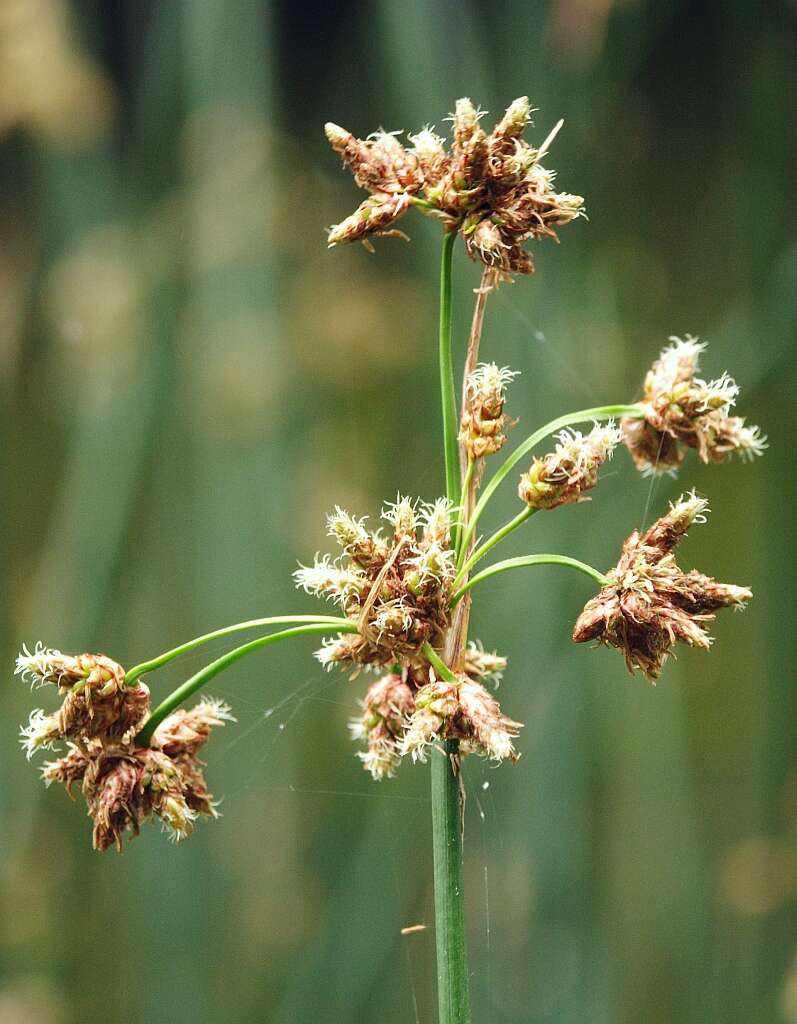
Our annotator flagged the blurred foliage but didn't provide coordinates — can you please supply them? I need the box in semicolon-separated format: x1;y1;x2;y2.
1;2;796;1022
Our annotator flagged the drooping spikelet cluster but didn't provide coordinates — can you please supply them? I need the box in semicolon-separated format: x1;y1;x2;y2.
295;498;457;669
572;493;752;681
459;363;519;460
518;421;622;510
348;643;517;779
621;337;766;475
326;96;583;277
16;645;232;851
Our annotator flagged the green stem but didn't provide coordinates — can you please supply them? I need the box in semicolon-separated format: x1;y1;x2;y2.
124;614;350;685
135;620;357;744
431;738;471;1024
453;506;536;587
439;230;460;507
454;459;475;558
457;403;644;561
433;230;472;1023
450;554;608;607
420;641;471;1022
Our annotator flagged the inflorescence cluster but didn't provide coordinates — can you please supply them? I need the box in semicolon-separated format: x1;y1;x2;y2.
325;96;584;277
14;96;766;850
348;645;516;780
292;330;763;774
621;336;766;474
572;493;752;680
17;646;231;850
294;498;457;669
519;421;622;510
294;497;531;777
459;363;519;460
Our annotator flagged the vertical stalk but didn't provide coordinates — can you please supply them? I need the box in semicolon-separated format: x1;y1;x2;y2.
456;459;475;558
425;641;470;1024
432;230;472;1023
439;230;460;509
431;739;471;1024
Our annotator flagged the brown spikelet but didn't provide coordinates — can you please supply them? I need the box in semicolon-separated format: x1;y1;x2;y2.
572;493;752;681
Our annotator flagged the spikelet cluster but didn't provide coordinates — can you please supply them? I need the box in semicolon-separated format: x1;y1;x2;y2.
459;363;519;460
348;672;416;780
295;498;457;669
16;647;150;749
621;337;766;475
349;648;517;779
463;640;508;687
518;422;621;510
326;96;583;277
401;675;522;765
16;645;232;851
572;494;752;681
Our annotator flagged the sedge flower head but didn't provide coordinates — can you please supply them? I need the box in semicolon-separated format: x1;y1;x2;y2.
295;497;457;670
349;672;416;780
151;698;235;760
400;674;522;765
16;642;232;851
464;641;507;688
459;363;519;460
622;337;766;474
17;647;149;743
326;97;583;278
572;492;752;681
518;421;621;510
347;642;512;779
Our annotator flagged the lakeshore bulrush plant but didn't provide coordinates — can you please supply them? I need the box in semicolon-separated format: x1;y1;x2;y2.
16;97;765;1023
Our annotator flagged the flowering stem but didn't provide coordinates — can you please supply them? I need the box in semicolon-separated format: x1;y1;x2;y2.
426;247;491;1024
450;554;608;607
124;615;350;686
453;506;536;587
135;620;358;745
422;643;471;1024
457;403;645;563
439;230;460;510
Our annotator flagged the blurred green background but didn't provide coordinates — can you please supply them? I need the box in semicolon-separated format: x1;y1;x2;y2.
1;1;795;1022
